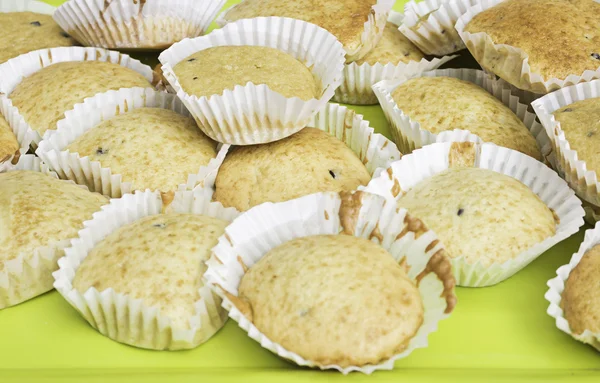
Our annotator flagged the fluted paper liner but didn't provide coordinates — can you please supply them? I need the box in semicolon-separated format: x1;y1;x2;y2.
0;154;88;309
362;142;584;287
373;68;552;158
216;0;395;63
0;47;153;148
333;11;456;105
0;0;55;13
400;0;478;56
53;0;226;50
205;190;456;374
456;0;600;94
199;102;402;194
532;79;600;223
158;17;345;145
36;87;229;199
546;223;600;351
53;189;239;350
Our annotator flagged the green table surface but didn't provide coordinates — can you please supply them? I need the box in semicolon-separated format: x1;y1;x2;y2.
2;0;599;382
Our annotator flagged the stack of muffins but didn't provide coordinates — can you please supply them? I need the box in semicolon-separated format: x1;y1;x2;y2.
0;0;598;375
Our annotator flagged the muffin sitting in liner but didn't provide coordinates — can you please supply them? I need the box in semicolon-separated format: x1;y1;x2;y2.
0;116;19;163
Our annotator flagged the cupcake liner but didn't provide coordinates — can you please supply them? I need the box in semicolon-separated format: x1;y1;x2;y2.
53;188;240;350
456;0;600;94
158;17;346;145
531;79;600;221
399;0;478;56
35;87;229;199
0;0;55;13
373;68;552;159
205;190;456;374
199;102;402;194
53;0;226;50
332;11;457;105
0;47;154;148
546;223;600;351
362;142;585;287
216;0;394;63
0;154;83;309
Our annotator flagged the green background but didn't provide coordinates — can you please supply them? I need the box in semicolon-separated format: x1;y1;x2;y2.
1;0;599;382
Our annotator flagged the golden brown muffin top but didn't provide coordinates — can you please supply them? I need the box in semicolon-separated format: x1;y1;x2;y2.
73;213;228;329
224;0;377;58
9;61;151;136
392;76;541;160
237;234;423;367
0;12;77;64
464;0;600;80
66;108;217;193
213;128;371;211
562;244;600;334
355;22;424;66
0;116;19;163
553;98;600;175
173;46;320;101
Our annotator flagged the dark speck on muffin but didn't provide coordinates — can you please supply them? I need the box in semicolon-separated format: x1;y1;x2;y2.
96;147;108;155
592;53;600;60
457;208;464;216
60;31;71;38
187;58;196;62
30;21;41;26
587;131;596;138
153;223;167;228
562;108;573;112
329;170;336;179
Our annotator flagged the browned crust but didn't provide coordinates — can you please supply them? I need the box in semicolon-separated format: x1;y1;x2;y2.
448;142;476;168
160;191;175;211
416;249;457;314
221;287;254;323
338;190;365;235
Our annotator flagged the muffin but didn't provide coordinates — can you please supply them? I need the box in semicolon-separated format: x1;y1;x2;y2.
9;61;151;137
72;213;228;348
354;22;425;66
562;244;600;336
173;46;320;101
553;99;600;176
220;0;392;62
0;170;107;309
0;116;19;163
390;76;541;159
65;107;217;195
236;234;424;367
397;166;557;266
0;12;77;64
461;0;600;92
213;128;371;211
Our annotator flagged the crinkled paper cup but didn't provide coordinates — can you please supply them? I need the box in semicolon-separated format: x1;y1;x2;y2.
333;11;456;105
53;0;226;50
216;0;394;63
362;142;585;287
0;47;153;148
456;0;600;94
205;190;457;374
36;87;229;199
198;102;402;194
53;188;239;350
546;223;600;351
158;17;345;145
400;0;478;56
0;154;80;309
373;68;552;159
0;0;55;13
532;79;600;223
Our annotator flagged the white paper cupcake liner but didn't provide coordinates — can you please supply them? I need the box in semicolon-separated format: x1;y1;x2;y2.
546;223;600;351
205;190;456;374
0;47;154;148
53;0;226;50
0;0;55;13
456;0;600;94
362;142;585;287
216;0;395;63
53;188;239;350
400;0;478;56
373;68;552;160
158;17;345;145
199;102;402;195
532;79;600;222
0;154;88;309
332;11;457;105
35;87;229;199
